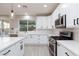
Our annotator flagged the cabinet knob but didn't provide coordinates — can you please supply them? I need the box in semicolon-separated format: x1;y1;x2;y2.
77;18;79;25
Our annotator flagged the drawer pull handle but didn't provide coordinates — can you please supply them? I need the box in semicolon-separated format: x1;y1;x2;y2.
3;50;11;55
65;52;69;56
77;18;79;25
74;19;76;25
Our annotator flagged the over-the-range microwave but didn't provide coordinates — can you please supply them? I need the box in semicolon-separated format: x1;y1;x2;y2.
55;14;66;28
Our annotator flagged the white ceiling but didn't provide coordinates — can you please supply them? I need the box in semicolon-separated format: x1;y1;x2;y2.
0;3;59;16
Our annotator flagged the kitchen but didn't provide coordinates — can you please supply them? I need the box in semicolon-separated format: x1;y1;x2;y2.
0;3;79;56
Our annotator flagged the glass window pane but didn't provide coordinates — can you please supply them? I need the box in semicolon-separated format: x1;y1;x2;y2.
28;20;36;25
20;20;27;31
28;25;36;31
20;20;27;24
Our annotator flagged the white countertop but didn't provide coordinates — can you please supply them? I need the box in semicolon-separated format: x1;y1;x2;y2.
57;40;79;56
0;37;24;52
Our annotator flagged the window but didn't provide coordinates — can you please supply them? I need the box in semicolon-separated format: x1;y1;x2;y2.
20;20;36;31
0;20;10;36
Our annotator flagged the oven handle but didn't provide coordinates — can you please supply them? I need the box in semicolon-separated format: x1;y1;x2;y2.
49;42;56;45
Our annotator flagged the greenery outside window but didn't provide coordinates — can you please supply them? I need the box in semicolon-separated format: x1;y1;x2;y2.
20;20;36;31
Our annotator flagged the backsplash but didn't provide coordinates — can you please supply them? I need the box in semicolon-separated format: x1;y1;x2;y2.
73;28;79;41
56;28;79;42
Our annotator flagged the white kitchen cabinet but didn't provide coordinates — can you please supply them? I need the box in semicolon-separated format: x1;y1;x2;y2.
36;16;52;29
39;35;48;44
25;34;48;45
0;40;24;56
36;17;43;29
25;34;39;44
60;4;78;28
52;3;79;28
16;40;24;56
47;15;52;29
57;43;76;56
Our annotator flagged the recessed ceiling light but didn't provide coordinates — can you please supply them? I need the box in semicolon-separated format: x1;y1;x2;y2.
43;5;48;8
17;5;21;8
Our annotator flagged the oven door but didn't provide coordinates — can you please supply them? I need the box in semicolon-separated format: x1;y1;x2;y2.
49;41;57;56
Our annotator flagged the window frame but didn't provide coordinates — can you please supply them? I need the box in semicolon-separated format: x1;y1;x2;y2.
19;20;36;32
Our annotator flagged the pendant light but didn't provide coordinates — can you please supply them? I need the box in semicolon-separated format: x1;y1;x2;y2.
11;4;14;17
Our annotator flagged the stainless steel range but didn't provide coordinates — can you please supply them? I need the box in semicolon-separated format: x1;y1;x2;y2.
49;31;73;56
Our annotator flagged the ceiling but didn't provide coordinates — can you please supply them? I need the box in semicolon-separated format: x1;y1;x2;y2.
0;3;59;16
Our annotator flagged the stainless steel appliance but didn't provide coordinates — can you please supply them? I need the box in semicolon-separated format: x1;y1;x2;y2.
55;14;66;28
49;31;73;56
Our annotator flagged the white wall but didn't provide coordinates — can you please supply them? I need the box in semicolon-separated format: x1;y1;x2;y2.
10;15;61;37
10;15;36;37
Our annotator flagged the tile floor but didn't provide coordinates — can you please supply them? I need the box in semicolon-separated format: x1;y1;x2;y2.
24;45;50;56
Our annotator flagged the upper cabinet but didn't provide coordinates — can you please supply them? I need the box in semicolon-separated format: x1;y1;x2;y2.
51;3;79;28
51;4;62;29
61;4;78;28
36;16;52;29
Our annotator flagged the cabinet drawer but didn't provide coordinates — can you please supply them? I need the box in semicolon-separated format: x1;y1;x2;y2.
0;45;16;56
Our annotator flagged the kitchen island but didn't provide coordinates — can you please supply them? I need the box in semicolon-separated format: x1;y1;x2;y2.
0;37;24;56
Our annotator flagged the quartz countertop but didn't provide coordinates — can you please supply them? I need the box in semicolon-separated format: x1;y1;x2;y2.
0;37;24;52
57;40;79;56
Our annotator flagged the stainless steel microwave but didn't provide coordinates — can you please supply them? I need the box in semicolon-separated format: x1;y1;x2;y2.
55;14;66;28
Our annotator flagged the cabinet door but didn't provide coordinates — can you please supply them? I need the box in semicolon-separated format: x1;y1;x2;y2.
0;44;18;56
47;16;52;29
36;17;49;29
63;4;78;28
57;43;66;56
0;40;24;56
59;4;79;28
39;35;48;45
17;40;24;56
57;43;76;56
25;34;39;44
36;17;43;29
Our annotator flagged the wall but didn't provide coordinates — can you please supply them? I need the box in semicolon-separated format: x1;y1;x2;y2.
10;15;36;37
0;15;66;37
10;15;61;37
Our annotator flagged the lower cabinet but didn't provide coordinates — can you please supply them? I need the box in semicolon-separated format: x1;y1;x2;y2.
57;43;76;56
0;40;24;56
25;34;48;45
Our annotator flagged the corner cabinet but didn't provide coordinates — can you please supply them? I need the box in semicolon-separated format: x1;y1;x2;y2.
0;40;24;56
57;43;76;56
